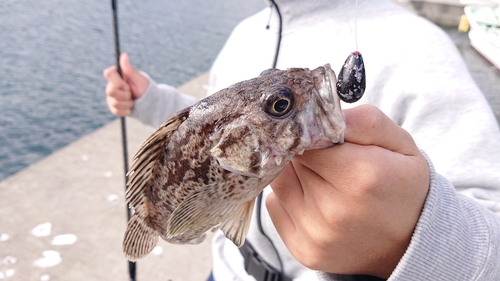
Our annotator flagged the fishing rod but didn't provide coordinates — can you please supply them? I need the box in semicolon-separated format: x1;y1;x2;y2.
110;0;137;280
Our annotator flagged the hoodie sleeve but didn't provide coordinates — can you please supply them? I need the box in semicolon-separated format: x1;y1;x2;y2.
388;156;500;280
130;72;198;128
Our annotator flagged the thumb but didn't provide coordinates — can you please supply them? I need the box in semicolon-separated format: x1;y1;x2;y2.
119;53;149;99
343;105;419;155
120;53;139;80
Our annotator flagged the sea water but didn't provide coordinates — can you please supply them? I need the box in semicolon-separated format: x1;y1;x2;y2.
0;0;265;180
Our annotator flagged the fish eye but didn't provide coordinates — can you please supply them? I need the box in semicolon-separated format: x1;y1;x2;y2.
265;87;294;117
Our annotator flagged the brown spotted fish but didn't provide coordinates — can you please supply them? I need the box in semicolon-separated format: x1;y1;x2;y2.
123;64;345;261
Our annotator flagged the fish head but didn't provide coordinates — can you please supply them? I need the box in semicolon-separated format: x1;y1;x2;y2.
210;64;345;178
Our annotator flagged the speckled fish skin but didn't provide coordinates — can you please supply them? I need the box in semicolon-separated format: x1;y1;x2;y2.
123;64;345;261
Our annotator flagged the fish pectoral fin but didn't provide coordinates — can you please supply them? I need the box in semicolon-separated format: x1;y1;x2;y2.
220;199;255;247
122;214;159;261
167;184;254;246
167;184;221;238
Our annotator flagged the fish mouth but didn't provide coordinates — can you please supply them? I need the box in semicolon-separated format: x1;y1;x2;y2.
312;64;345;145
317;64;337;106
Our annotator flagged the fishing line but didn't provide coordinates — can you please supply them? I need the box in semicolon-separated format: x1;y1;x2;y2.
110;1;137;280
336;0;366;103
355;0;358;51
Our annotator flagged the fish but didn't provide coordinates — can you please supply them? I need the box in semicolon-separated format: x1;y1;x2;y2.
122;64;346;261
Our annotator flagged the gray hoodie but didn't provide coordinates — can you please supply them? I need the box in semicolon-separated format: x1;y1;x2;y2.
131;0;500;280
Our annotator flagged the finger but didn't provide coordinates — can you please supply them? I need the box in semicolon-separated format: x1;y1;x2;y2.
265;192;296;239
107;107;131;117
120;53;150;99
105;80;132;100
294;143;390;195
289;157;332;200
121;53;144;86
270;162;304;208
106;96;133;117
105;83;132;101
107;95;134;110
120;53;135;77
289;147;370;214
103;65;130;92
106;104;131;117
343;105;418;155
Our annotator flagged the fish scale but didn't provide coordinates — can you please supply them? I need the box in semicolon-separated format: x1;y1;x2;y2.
122;64;346;261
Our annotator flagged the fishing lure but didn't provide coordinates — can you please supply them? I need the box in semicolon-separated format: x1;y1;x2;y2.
336;51;365;103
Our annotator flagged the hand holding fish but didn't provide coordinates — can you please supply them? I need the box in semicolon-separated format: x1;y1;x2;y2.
103;53;149;116
267;105;430;279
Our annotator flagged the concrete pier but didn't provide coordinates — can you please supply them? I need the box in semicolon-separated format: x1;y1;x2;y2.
0;73;213;281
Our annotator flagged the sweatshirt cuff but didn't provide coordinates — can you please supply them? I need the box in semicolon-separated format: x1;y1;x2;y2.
388;151;500;280
130;72;159;126
130;72;198;128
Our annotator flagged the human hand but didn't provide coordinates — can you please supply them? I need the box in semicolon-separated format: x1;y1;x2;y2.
103;53;149;116
267;105;430;279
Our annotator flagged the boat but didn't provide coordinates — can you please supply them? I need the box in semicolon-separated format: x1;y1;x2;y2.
464;3;500;69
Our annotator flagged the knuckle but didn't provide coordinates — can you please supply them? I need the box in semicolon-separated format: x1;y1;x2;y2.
108;106;119;116
105;84;114;96
107;89;118;98
345;104;387;138
109;99;119;108
107;97;122;111
361;105;385;131
352;164;381;196
103;66;116;79
289;229;331;270
107;87;128;100
294;246;325;270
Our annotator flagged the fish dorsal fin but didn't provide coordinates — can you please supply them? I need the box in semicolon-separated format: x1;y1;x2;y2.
126;109;189;208
167;185;254;246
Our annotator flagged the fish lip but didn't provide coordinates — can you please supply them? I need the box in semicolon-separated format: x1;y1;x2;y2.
312;63;337;106
313;63;345;144
322;64;337;104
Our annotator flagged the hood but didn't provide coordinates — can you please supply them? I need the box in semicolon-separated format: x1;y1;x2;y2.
266;0;381;34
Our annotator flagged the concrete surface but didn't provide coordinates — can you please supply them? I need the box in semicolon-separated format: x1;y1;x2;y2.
0;73;212;281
